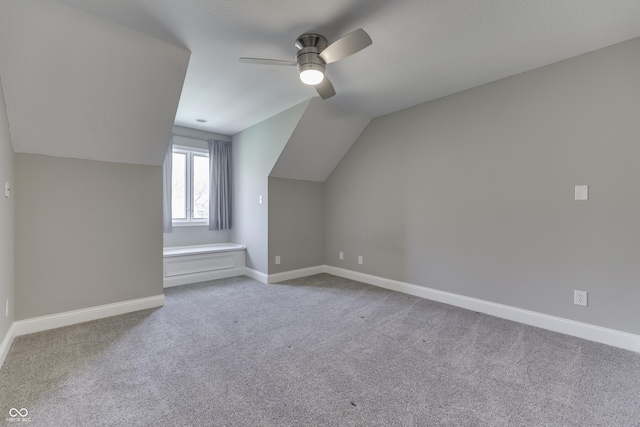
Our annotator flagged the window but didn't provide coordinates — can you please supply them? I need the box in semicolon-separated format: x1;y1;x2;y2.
171;145;209;225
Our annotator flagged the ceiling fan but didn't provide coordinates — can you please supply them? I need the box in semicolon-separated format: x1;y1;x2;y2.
239;28;372;99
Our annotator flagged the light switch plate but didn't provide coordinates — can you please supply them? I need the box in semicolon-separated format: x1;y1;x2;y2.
574;185;588;201
4;182;9;198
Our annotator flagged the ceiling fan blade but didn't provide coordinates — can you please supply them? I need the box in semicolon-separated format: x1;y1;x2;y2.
315;77;336;99
319;28;372;64
239;57;297;66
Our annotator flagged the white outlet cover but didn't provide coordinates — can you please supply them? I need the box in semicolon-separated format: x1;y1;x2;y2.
574;185;588;201
574;290;588;306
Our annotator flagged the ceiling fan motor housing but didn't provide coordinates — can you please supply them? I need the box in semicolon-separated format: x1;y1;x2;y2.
295;33;328;75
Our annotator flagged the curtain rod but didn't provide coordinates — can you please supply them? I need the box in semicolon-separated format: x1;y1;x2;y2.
172;133;231;143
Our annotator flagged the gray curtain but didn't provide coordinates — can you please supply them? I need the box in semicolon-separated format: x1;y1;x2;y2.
162;137;173;233
208;139;232;230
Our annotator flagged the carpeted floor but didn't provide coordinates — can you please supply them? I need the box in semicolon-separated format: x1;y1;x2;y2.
1;274;639;426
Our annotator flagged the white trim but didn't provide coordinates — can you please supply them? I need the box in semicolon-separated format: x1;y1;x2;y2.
164;267;245;288
172;144;208;154
0;295;165;371
244;267;268;284
171;145;209;225
171;221;209;228
324;266;640;354
13;295;165;337
163;243;246;257
163;244;246;288
268;265;324;284
2;266;637;376
0;322;16;369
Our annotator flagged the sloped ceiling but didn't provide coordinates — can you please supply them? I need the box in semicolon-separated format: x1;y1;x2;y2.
0;0;190;166
47;0;640;136
270;98;370;182
2;1;640;167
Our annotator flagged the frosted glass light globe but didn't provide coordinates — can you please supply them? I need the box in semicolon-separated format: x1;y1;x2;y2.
299;69;324;85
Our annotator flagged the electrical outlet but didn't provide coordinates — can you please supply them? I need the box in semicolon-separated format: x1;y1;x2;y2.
339;252;344;260
574;290;588;307
275;255;281;265
358;256;363;265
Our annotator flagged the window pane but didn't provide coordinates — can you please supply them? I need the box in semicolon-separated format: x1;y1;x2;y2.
193;154;209;219
172;152;187;219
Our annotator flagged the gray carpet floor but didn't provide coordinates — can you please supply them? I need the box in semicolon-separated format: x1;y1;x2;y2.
1;274;639;426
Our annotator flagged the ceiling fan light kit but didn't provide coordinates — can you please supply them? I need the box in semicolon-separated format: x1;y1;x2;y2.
240;28;372;99
296;33;328;85
299;65;325;85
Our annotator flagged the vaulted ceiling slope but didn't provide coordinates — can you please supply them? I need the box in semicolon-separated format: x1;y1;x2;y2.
0;0;190;166
270;98;370;182
48;0;640;136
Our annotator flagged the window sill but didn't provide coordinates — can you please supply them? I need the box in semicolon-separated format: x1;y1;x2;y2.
172;221;209;228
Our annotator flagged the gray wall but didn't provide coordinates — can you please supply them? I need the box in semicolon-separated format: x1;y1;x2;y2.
270;98;371;182
164;225;231;248
172;125;231;147
268;177;323;274
324;37;640;335
0;80;14;339
231;100;309;273
15;154;163;320
163;126;232;247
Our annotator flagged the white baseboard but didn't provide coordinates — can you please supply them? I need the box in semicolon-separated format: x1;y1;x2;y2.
13;295;165;337
2;265;637;375
0;322;17;370
268;265;325;284
246;265;324;284
0;294;165;371
324;266;640;354
244;267;269;284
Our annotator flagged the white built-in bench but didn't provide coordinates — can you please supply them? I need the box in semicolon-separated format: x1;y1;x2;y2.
163;243;246;288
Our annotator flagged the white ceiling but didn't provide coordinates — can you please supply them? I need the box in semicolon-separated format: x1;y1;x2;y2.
13;1;640;137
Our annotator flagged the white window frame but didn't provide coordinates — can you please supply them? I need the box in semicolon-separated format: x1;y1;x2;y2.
172;145;209;227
